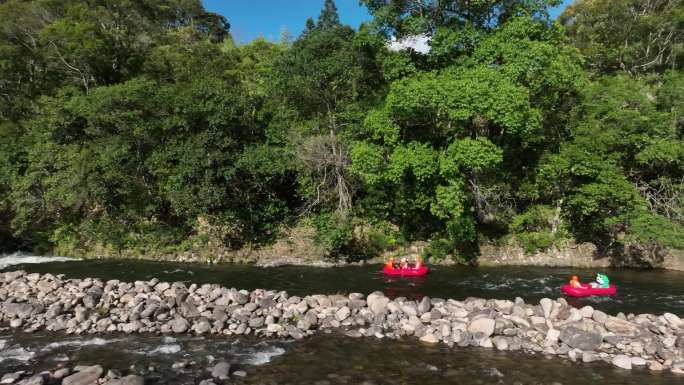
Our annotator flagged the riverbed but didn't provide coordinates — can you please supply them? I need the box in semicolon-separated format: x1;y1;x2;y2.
1;256;684;384
12;258;684;315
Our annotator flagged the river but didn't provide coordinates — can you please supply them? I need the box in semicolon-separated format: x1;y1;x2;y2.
1;256;684;384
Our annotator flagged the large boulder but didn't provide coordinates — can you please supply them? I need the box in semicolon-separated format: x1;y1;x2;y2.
663;313;682;329
604;317;638;335
211;362;231;380
419;333;439;344
170;317;189;333
559;327;602;351
612;355;632;370
417;297;431;315
335;306;351;321
179;301;200;318
368;294;390;316
467;318;495;337
3;303;37;319
249;317;265;328
539;298;553;319
591;310;608;324
192;319;211;334
62;365;103;385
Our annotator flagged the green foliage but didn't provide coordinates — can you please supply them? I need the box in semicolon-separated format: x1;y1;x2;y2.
560;0;683;75
424;238;453;262
309;213;400;262
626;209;684;250
510;205;567;254
1;0;682;264
440;138;503;176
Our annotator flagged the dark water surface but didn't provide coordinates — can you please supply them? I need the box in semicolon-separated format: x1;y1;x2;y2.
3;258;684;384
1;329;683;385
14;259;684;316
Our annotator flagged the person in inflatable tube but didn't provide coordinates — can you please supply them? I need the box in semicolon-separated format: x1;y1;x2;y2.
590;273;610;288
569;275;582;288
385;257;395;269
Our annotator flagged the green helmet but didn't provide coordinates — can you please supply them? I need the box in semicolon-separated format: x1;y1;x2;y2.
596;273;609;288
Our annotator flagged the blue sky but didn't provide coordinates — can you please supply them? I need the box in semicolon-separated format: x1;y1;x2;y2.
203;0;574;44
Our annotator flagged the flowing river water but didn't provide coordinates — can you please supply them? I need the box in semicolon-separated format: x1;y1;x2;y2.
1;255;684;384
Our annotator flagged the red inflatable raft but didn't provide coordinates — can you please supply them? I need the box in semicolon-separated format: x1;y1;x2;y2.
561;283;617;297
383;266;429;276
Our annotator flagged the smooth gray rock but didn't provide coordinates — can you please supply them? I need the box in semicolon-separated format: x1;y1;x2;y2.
663;313;682;329
604;317;638;335
16;375;43;385
194;320;211;334
62;365;103;385
417;297;431;315
539;298;553;319
419;333;439;344
467;318;495;337
170;317;189;333
180;301;200;318
1;372;23;384
102;375;144;385
612;355;632;370
211;361;231;380
4;303;36;319
582;351;597;363
249;317;265;328
492;336;509;350
592;310;608;324
559;327;602;351
335;306;351;321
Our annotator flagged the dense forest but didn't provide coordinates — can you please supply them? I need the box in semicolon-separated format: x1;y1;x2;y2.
1;0;683;264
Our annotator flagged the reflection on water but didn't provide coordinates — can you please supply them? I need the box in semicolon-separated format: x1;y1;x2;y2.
12;260;684;315
382;275;427;299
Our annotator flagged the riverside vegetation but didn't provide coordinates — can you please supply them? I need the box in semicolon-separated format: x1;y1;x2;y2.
1;0;683;266
1;269;684;381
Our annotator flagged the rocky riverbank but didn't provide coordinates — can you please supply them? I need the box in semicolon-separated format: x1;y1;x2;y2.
0;362;243;385
1;270;683;378
1;365;145;385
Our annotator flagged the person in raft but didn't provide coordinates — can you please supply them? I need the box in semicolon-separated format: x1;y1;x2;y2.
413;255;423;269
399;257;409;269
569;275;582;288
385;257;395;269
589;273;610;288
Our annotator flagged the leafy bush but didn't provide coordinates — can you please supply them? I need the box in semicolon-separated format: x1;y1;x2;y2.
424;238;453;262
510;205;568;254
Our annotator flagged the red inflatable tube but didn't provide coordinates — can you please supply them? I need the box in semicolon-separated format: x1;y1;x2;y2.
561;283;617;297
382;266;429;276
